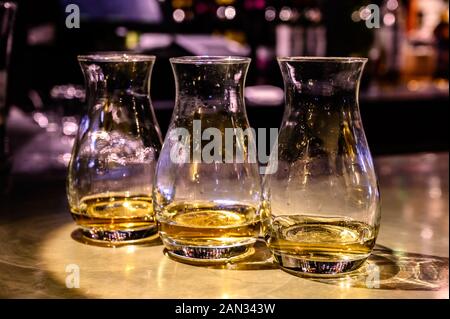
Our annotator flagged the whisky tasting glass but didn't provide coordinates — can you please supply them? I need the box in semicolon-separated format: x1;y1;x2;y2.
264;57;380;275
67;53;163;244
154;56;263;263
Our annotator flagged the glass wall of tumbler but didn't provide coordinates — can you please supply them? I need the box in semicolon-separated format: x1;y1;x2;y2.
67;54;163;245
153;56;264;264
264;57;381;276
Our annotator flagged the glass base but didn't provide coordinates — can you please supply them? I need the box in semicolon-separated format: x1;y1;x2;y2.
162;237;256;264
273;252;369;276
79;225;158;246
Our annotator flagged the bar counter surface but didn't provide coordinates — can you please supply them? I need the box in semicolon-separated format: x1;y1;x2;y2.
0;152;448;299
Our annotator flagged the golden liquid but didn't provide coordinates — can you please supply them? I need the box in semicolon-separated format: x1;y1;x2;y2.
71;195;155;231
268;215;377;263
158;201;260;246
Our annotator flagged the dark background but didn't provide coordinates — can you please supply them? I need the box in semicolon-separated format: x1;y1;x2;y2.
4;0;450;157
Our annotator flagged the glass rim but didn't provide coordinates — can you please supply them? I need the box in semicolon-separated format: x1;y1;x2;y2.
277;56;368;63
170;56;251;64
78;53;156;63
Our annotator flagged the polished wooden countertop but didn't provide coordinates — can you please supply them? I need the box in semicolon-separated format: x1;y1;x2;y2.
0;153;448;299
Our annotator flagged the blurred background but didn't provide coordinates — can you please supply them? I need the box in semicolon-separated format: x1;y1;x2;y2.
1;0;449;185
